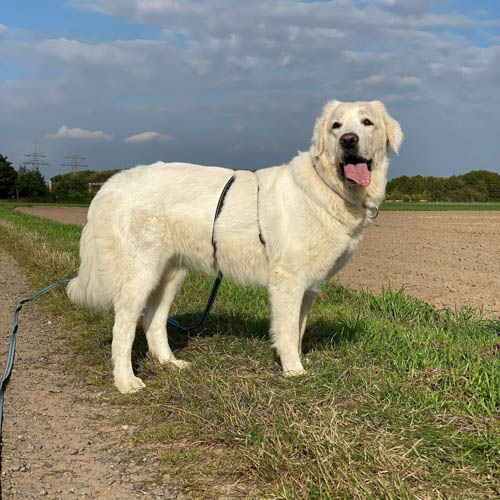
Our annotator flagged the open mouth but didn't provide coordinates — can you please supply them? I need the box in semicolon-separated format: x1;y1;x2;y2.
340;155;373;187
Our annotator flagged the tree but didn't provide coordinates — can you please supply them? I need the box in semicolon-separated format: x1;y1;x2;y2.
386;170;500;202
51;169;120;202
18;166;49;200
0;154;18;199
52;171;89;201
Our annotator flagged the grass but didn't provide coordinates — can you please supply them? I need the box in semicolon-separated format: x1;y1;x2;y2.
0;204;499;499
381;202;500;211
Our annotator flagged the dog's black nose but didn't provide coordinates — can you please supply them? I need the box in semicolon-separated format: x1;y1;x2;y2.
340;133;359;148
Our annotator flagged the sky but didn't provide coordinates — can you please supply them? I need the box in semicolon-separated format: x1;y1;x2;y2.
1;0;499;180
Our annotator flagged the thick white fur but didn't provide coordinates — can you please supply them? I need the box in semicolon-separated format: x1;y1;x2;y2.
68;100;403;394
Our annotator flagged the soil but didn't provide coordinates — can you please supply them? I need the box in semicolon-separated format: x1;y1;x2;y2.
336;211;500;318
15;207;89;227
16;206;500;318
0;250;183;499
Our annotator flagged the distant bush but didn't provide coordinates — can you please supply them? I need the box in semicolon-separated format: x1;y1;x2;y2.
50;169;121;202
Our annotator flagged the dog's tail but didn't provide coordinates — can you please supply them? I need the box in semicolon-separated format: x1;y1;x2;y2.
67;221;114;312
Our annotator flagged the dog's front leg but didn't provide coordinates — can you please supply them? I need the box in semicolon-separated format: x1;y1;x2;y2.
268;269;306;376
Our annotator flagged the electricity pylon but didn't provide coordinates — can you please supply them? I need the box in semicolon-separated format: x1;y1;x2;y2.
62;148;88;176
23;144;49;171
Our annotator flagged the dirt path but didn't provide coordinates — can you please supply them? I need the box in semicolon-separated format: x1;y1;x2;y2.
0;250;181;499
16;206;500;318
15;207;89;227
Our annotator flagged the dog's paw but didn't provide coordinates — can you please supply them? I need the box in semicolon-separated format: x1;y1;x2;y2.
283;368;306;377
115;375;146;394
169;359;191;370
282;360;306;377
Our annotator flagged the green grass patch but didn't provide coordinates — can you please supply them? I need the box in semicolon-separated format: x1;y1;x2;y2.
0;204;82;256
381;202;500;211
0;204;498;499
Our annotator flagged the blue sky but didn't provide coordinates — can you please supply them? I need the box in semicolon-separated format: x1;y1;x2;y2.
1;0;499;179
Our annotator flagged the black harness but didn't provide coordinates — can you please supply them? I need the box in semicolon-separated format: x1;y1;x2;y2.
211;174;236;267
211;171;266;268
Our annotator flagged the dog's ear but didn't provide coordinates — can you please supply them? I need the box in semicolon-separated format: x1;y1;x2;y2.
383;113;404;155
371;101;404;155
311;99;340;158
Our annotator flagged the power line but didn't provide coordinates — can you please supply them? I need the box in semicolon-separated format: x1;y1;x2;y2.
62;148;88;176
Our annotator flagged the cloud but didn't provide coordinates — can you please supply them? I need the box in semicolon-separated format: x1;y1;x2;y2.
0;24;7;33
56;0;499;105
46;125;112;140
124;131;172;143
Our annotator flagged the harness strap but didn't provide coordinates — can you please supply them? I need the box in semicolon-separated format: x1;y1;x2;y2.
211;175;236;267
256;180;266;247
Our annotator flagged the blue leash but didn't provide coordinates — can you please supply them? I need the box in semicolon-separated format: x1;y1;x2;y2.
166;271;223;331
0;279;70;437
0;274;223;439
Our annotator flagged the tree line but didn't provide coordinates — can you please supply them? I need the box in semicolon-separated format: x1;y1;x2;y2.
0;154;119;202
386;170;500;202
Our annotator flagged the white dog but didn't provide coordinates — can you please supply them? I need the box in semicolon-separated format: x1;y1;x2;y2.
68;99;403;394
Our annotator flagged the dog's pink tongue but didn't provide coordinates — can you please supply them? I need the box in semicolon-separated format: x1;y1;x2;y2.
345;163;371;186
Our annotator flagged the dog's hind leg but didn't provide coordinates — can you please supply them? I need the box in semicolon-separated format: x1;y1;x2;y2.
112;297;148;394
111;257;167;394
142;268;189;369
268;269;306;376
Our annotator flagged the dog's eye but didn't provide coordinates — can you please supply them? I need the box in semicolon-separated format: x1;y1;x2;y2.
363;119;374;126
332;122;342;129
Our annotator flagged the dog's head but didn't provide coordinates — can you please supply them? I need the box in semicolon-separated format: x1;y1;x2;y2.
311;100;403;189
